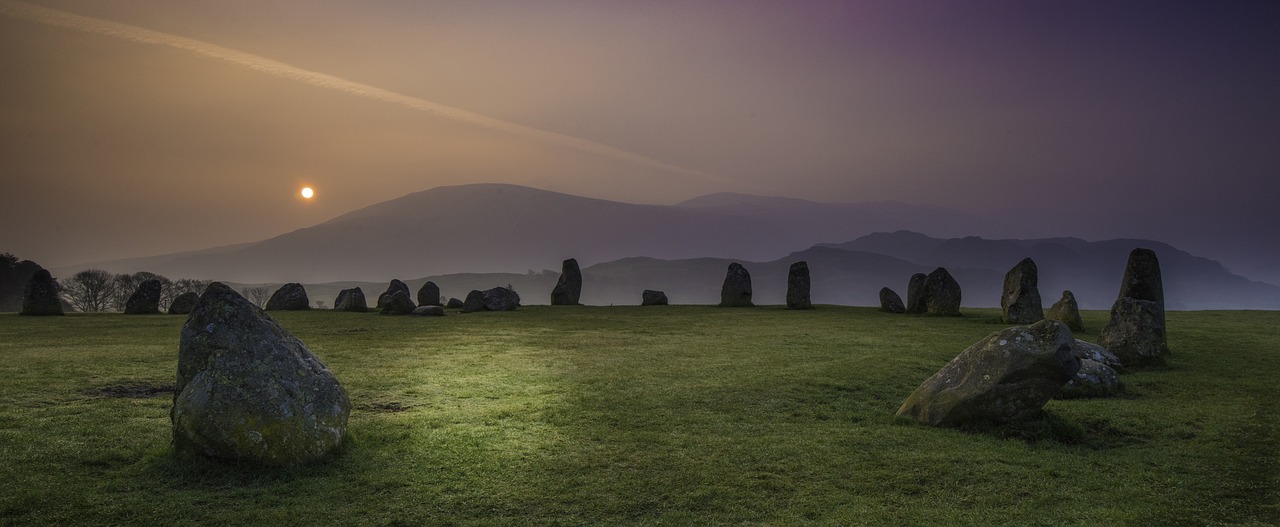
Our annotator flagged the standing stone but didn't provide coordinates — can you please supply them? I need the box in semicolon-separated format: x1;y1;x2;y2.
786;261;813;310
124;279;163;314
446;297;464;309
483;287;521;311
1099;248;1168;366
1117;248;1165;312
265;283;310;311
377;279;413;310
379;290;416;315
879;287;905;314
417;281;441;307
412;305;446;317
1000;258;1043;324
924;267;962;316
551;258;583;306
334;288;368;312
1046;290;1085;331
19;269;63;316
905;273;928;314
171;283;349;465
895;320;1081;427
461;290;486;313
168;292;200;315
642;289;668;306
719;263;754;307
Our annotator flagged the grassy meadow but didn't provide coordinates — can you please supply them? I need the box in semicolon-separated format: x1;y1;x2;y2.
0;305;1276;526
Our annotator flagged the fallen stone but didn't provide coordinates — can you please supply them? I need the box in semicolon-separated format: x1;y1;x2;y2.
412;305;446;317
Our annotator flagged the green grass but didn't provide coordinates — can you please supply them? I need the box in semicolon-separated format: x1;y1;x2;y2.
0;306;1276;526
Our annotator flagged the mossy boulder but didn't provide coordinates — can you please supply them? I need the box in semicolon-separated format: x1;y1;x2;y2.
171;282;350;466
896;320;1080;427
1099;297;1167;367
483;287;521;311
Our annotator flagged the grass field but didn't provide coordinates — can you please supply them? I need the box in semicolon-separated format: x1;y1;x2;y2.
0;306;1276;526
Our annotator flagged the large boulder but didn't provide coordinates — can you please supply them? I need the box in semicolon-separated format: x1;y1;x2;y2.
1046;290;1085;331
879;287;905;314
265;283;310;311
168;292;200;315
1000;258;1043;324
641;289;668;306
412;305;446;317
417;281;441;307
924;267;962;316
379;290;416;315
483;287;521;312
461;290;486;313
171;283;350;465
905;273;928;314
19;269;63;316
377;280;413;310
719;263;753;307
895;320;1080;427
786;261;813;310
124;279;163;314
551;258;583;306
1098;297;1167;366
334;288;368;312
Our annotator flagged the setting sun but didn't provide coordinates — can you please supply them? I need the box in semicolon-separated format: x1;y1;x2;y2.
300;187;314;199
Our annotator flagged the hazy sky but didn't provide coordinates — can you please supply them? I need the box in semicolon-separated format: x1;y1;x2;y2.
2;0;1278;272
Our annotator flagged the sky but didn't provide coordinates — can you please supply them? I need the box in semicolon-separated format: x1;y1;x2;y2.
1;0;1278;278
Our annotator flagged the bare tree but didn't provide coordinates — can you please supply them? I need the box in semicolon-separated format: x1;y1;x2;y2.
63;269;115;312
165;278;211;307
242;286;270;308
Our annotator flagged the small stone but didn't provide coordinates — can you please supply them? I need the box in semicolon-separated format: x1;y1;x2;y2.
411;305;446;317
879;287;905;314
445;297;464;309
1046;290;1085;331
168;292;200;315
265;283;310;311
641;289;668;306
461;290;486;313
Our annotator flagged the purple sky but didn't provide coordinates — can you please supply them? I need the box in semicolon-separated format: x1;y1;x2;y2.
1;1;1277;279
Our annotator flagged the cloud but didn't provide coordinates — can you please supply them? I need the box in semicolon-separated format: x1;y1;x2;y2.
0;0;729;185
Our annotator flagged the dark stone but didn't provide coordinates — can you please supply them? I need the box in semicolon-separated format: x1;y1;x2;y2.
1072;339;1123;371
924;267;962;316
334;288;368;312
168;292;200;315
905;273;928;314
896;320;1081;427
719;263;753;307
124;279;163;314
19;269;63;316
412;305;446;317
445;297;464;309
265;283;310;311
379;290;416;315
483;287;521;312
551;258;583;305
1056;359;1124;399
641;289;668;306
1098;297;1167;367
461;290;486;313
786;261;813;310
171;283;349;465
1046;290;1085;331
1117;248;1165;309
879;287;905;314
377;280;413;310
1001;258;1043;324
417;281;441;307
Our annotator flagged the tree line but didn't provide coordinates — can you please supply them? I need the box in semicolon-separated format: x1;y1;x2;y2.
59;269;212;312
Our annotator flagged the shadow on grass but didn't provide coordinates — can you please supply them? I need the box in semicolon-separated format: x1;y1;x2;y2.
952;410;1147;449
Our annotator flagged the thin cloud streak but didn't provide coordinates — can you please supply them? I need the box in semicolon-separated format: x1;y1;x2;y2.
0;0;730;186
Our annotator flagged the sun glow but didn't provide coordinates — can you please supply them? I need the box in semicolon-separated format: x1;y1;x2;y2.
300;187;314;199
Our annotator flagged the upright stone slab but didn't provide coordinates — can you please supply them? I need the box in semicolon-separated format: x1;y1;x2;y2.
377;279;412;310
879;287;905;314
1099;248;1168;365
641;289;668;306
895;320;1080;427
379;290;416;315
551;258;583;306
168;292;200;315
719;263;753;307
265;283;310;311
124;279;163;314
417;281;441;307
171;283;350;465
1001;258;1043;324
19;269;63;316
1046;290;1084;331
334;288;368;312
412;305;446;317
924;267;962;316
1117;248;1165;311
461;290;486;313
483;287;521;311
905;273;928;314
786;261;813;310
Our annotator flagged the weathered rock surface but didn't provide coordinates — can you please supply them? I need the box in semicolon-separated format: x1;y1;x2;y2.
1117;248;1165;310
417;281;441;307
334;288;368;312
1056;359;1124;399
1046;290;1085;331
896;320;1080;427
786;261;813;310
1001;258;1043;324
924;267;962;316
461;290;486;313
19;269;63;316
124;279;163;314
551;258;583;306
641;289;668;306
265;283;310;311
1072;339;1123;371
906;273;928;314
719;263;753;307
377;280;413;310
171;282;349;465
1099;297;1167;366
879;287;905;314
379;290;416;315
168;292;200;315
445;297;464;309
483;287;521;311
412;305;446;317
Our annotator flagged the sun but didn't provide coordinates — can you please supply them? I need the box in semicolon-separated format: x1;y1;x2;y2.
300;187;314;199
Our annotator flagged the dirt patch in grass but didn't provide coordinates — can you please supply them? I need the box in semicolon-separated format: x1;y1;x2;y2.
84;382;176;399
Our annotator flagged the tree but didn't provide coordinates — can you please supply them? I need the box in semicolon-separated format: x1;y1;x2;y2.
242;286;270;308
63;269;115;312
0;253;45;312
